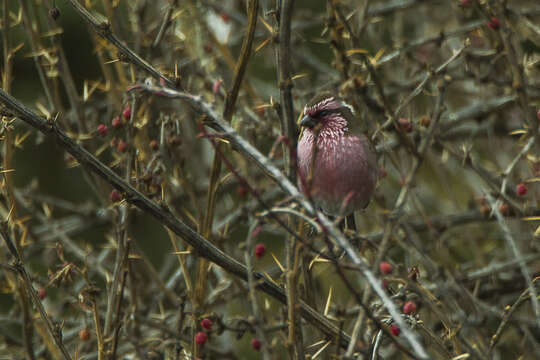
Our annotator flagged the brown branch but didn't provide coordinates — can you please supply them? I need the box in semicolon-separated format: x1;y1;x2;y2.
66;0;177;87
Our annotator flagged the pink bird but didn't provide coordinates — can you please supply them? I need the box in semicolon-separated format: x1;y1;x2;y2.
297;94;378;216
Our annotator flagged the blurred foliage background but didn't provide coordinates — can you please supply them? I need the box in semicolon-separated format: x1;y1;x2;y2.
0;0;539;359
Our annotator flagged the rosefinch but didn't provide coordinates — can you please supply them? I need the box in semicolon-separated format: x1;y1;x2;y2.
297;94;378;216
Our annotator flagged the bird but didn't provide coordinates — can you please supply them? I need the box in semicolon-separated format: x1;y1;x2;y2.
297;93;378;217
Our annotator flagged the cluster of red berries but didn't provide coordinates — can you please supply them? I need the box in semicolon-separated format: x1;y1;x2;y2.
378;261;420;336
95;106;132;153
195;317;261;350
195;318;213;346
387;301;418;337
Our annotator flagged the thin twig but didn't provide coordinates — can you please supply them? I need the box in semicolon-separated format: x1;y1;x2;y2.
484;193;540;324
66;0;176;87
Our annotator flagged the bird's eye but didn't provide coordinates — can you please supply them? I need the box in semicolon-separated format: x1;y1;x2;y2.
317;110;330;117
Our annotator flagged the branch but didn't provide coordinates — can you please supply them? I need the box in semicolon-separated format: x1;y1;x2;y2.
485;193;540;324
66;0;176;87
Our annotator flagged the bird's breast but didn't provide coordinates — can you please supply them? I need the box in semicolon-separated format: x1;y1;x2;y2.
297;132;377;215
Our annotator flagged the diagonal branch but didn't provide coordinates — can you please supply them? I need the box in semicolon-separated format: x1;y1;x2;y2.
66;0;176;88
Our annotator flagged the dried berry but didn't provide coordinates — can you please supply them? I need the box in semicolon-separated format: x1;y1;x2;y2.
97;124;108;137
408;266;420;282
168;136;182;147
379;261;393;274
379;167;387;179
49;7;60;20
398;118;413;133
200;318;213;330
79;328;90;341
420;115;431;127
150;140;159;151
516;183;528;196
117;139;128;153
251;338;262;351
38;288;47;300
255;243;266;259
498;202;509;216
460;0;471;7
237;185;248;197
195;331;208;345
403;301;417;315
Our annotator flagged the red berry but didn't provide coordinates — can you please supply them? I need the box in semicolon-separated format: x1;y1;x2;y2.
255;243;266;259
379;261;393;274
117;139;128;153
460;0;471;7
200;318;213;330
390;325;400;336
79;328;90;341
537;109;540;121
38;288;47;300
251;338;262;351
110;189;121;203
122;106;132;120
195;331;208;345
111;116;123;129
398;118;413;133
97;124;108;137
150;140;159;151
488;17;500;30
237;185;248;197
498;202;509;216
403;301;417;315
516;183;528;196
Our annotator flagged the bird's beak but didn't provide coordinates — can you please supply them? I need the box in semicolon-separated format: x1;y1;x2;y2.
300;115;317;129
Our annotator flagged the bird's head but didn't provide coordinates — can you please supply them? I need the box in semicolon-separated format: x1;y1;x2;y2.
300;93;354;133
